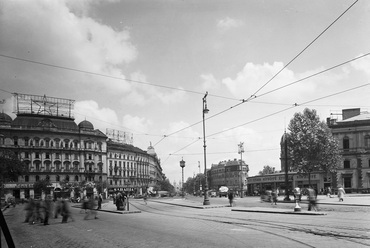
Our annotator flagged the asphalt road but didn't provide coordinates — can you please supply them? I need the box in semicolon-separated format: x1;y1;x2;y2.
1;197;370;248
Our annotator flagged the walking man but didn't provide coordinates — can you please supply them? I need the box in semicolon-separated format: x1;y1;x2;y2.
338;186;345;202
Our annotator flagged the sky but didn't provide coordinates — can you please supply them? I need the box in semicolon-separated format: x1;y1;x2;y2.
1;0;370;185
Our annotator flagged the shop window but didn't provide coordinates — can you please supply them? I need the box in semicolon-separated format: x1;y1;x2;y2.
343;160;350;169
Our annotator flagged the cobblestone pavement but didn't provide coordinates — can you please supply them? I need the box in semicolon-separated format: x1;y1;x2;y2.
1;196;370;248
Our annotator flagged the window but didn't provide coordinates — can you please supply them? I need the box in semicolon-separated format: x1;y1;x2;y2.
65;175;69;182
344;160;350;169
75;175;79;182
56;175;60;181
365;135;370;147
13;137;18;146
25;175;29;182
35;152;40;159
25;152;29;159
24;138;29;146
45;153;50;159
344;177;351;188
343;136;350;150
36;175;40;181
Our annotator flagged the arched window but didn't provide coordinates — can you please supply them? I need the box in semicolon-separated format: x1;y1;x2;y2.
343;136;350;150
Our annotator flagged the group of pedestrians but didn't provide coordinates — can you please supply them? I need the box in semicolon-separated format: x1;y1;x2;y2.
23;194;103;225
24;196;74;225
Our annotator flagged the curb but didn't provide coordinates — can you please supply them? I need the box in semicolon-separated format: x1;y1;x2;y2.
231;208;326;215
150;200;228;209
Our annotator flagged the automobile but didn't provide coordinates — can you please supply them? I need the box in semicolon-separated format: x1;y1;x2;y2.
218;186;228;197
209;191;217;197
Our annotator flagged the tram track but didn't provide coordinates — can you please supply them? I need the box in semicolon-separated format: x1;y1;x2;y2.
130;200;370;247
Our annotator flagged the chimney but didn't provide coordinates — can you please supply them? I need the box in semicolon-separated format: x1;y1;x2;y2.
342;108;360;120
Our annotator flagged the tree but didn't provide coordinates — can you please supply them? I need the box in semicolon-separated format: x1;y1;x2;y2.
287;108;341;186
0;150;29;197
258;165;275;175
33;178;52;196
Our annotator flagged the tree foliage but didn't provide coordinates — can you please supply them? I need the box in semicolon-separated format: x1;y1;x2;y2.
258;165;275;175
154;179;175;193
287;108;341;183
33;178;52;193
0;150;29;186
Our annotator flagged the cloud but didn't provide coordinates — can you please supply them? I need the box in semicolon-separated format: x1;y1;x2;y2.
221;62;321;102
122;114;152;134
201;74;219;91
0;0;137;94
74;100;120;131
217;17;243;31
351;54;370;76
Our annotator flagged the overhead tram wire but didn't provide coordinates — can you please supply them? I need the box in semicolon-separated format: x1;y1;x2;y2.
0;53;240;102
154;1;359;146
167;82;370;156
245;0;359;102
157;51;370;146
207;82;370;139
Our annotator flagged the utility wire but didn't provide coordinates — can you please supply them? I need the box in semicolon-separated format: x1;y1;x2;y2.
158;51;370;146
0;53;240;102
168;82;370;156
246;0;359;101
155;1;360;147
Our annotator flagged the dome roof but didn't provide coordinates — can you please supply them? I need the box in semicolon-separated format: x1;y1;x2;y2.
0;112;13;125
78;120;94;130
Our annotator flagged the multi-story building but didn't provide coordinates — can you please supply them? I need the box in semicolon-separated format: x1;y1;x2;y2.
209;159;249;195
328;108;370;193
0;93;107;200
106;141;163;196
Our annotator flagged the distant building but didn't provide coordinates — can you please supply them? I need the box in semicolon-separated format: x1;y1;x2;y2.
209;159;249;195
328;108;370;193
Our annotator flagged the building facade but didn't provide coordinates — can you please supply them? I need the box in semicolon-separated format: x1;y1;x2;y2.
209;159;249;195
106;141;163;196
0;93;166;201
0;93;107;200
328;108;370;193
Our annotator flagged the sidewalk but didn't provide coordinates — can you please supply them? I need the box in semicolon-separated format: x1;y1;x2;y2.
149;194;369;216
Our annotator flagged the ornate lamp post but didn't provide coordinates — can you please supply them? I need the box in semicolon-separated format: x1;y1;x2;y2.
238;142;245;198
180;158;185;198
202;92;210;205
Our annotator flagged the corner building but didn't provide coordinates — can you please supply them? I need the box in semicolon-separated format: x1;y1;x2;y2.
328;108;370;193
0;93;107;199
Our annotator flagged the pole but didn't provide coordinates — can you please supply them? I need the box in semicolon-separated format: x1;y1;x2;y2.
203;92;210;205
284;132;291;201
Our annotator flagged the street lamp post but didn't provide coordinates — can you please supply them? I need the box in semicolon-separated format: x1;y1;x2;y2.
180;158;185;198
283;131;291;201
202;92;210;205
238;142;244;198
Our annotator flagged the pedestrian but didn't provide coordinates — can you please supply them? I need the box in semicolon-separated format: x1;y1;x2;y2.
327;187;332;198
54;198;62;218
84;197;98;220
143;193;148;205
42;195;52;225
337;186;345;202
228;191;234;207
97;193;103;210
61;199;74;223
24;198;35;224
307;187;318;211
271;189;278;205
